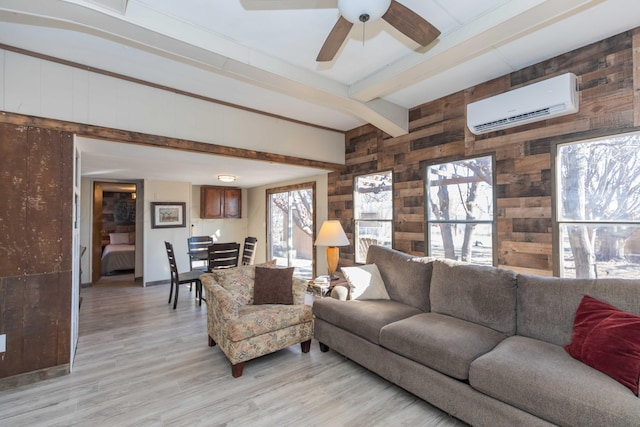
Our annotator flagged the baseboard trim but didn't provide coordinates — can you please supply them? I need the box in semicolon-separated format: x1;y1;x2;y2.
0;364;70;391
145;279;169;287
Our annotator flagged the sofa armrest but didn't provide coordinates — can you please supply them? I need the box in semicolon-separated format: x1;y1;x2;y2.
203;277;239;321
292;277;308;305
330;283;350;300
213;285;241;320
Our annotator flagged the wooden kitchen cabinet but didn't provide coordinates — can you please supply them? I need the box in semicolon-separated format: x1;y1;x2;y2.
200;186;241;219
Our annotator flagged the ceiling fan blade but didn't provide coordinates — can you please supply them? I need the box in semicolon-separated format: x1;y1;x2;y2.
382;0;440;46
316;16;353;62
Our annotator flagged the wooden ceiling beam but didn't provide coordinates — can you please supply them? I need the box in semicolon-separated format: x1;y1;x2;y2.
0;111;347;172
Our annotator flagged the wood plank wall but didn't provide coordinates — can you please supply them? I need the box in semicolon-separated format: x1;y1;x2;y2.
330;29;640;276
0;123;73;381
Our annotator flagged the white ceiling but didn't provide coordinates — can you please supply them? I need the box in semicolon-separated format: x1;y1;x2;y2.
77;137;329;187
1;0;640;187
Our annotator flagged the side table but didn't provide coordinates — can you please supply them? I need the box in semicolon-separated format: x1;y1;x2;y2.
307;275;348;298
307;280;331;297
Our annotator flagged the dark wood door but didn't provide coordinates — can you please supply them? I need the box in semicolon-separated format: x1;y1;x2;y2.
92;183;103;283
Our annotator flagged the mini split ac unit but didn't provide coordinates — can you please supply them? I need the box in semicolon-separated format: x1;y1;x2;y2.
466;73;579;135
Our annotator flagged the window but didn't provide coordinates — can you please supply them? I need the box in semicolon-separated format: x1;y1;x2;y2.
267;183;315;279
354;172;393;263
556;134;640;278
425;155;495;265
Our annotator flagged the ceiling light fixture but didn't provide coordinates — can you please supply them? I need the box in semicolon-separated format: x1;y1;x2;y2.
218;174;237;183
338;0;391;24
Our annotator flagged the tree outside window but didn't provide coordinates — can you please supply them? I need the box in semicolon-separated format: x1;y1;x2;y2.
354;172;393;263
267;183;315;278
425;155;494;265
557;134;640;278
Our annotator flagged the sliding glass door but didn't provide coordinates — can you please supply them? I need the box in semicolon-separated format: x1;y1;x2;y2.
267;182;316;279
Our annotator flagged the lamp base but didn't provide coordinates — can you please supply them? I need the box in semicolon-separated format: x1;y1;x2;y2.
326;246;340;279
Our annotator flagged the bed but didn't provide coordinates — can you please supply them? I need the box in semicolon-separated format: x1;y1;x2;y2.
101;232;136;275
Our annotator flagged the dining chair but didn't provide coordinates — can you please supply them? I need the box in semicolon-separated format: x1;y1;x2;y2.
241;237;258;265
165;241;204;309
187;235;213;271
207;242;241;271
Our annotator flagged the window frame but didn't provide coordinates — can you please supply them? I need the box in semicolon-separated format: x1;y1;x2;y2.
423;154;497;266
266;181;316;278
353;171;394;264
553;132;640;278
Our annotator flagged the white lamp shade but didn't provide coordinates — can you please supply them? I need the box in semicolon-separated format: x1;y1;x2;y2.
315;220;350;247
338;0;391;24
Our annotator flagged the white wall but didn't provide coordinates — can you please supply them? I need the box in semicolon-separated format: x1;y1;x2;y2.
2;47;341;285
144;179;192;285
247;173;329;278
1;48;345;165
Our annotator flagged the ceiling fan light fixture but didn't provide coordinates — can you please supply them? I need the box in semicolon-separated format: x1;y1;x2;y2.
338;0;391;24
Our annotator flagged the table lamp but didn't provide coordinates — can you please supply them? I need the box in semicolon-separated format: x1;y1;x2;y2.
315;220;350;280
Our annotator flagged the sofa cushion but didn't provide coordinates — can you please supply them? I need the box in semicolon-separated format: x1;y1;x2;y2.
564;295;640;395
380;313;506;380
469;336;640;426
312;298;422;344
253;266;294;305
429;260;517;335
341;264;390;300
366;245;433;312
517;274;640;346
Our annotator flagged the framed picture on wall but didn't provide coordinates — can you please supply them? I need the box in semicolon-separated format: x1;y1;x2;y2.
151;202;186;229
114;198;136;226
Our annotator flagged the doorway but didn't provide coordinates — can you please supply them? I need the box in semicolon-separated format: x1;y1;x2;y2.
92;181;141;284
266;182;316;279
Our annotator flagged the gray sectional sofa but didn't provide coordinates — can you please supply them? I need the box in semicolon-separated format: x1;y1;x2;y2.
312;245;640;427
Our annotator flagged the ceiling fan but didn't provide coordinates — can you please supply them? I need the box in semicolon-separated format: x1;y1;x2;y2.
317;0;441;62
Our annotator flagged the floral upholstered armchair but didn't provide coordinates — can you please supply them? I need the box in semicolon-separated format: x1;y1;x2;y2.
201;263;313;377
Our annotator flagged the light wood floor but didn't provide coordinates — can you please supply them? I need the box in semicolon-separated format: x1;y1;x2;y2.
0;275;466;427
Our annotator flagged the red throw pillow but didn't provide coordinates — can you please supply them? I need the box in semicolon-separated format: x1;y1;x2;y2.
564;295;640;395
253;266;294;305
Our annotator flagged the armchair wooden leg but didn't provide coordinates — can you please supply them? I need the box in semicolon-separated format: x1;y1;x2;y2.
301;340;311;353
208;335;216;347
168;283;173;304
232;362;245;378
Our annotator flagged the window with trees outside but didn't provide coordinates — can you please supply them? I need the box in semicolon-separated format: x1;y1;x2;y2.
267;183;315;279
425;155;495;265
556;134;640;278
354;172;393;263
